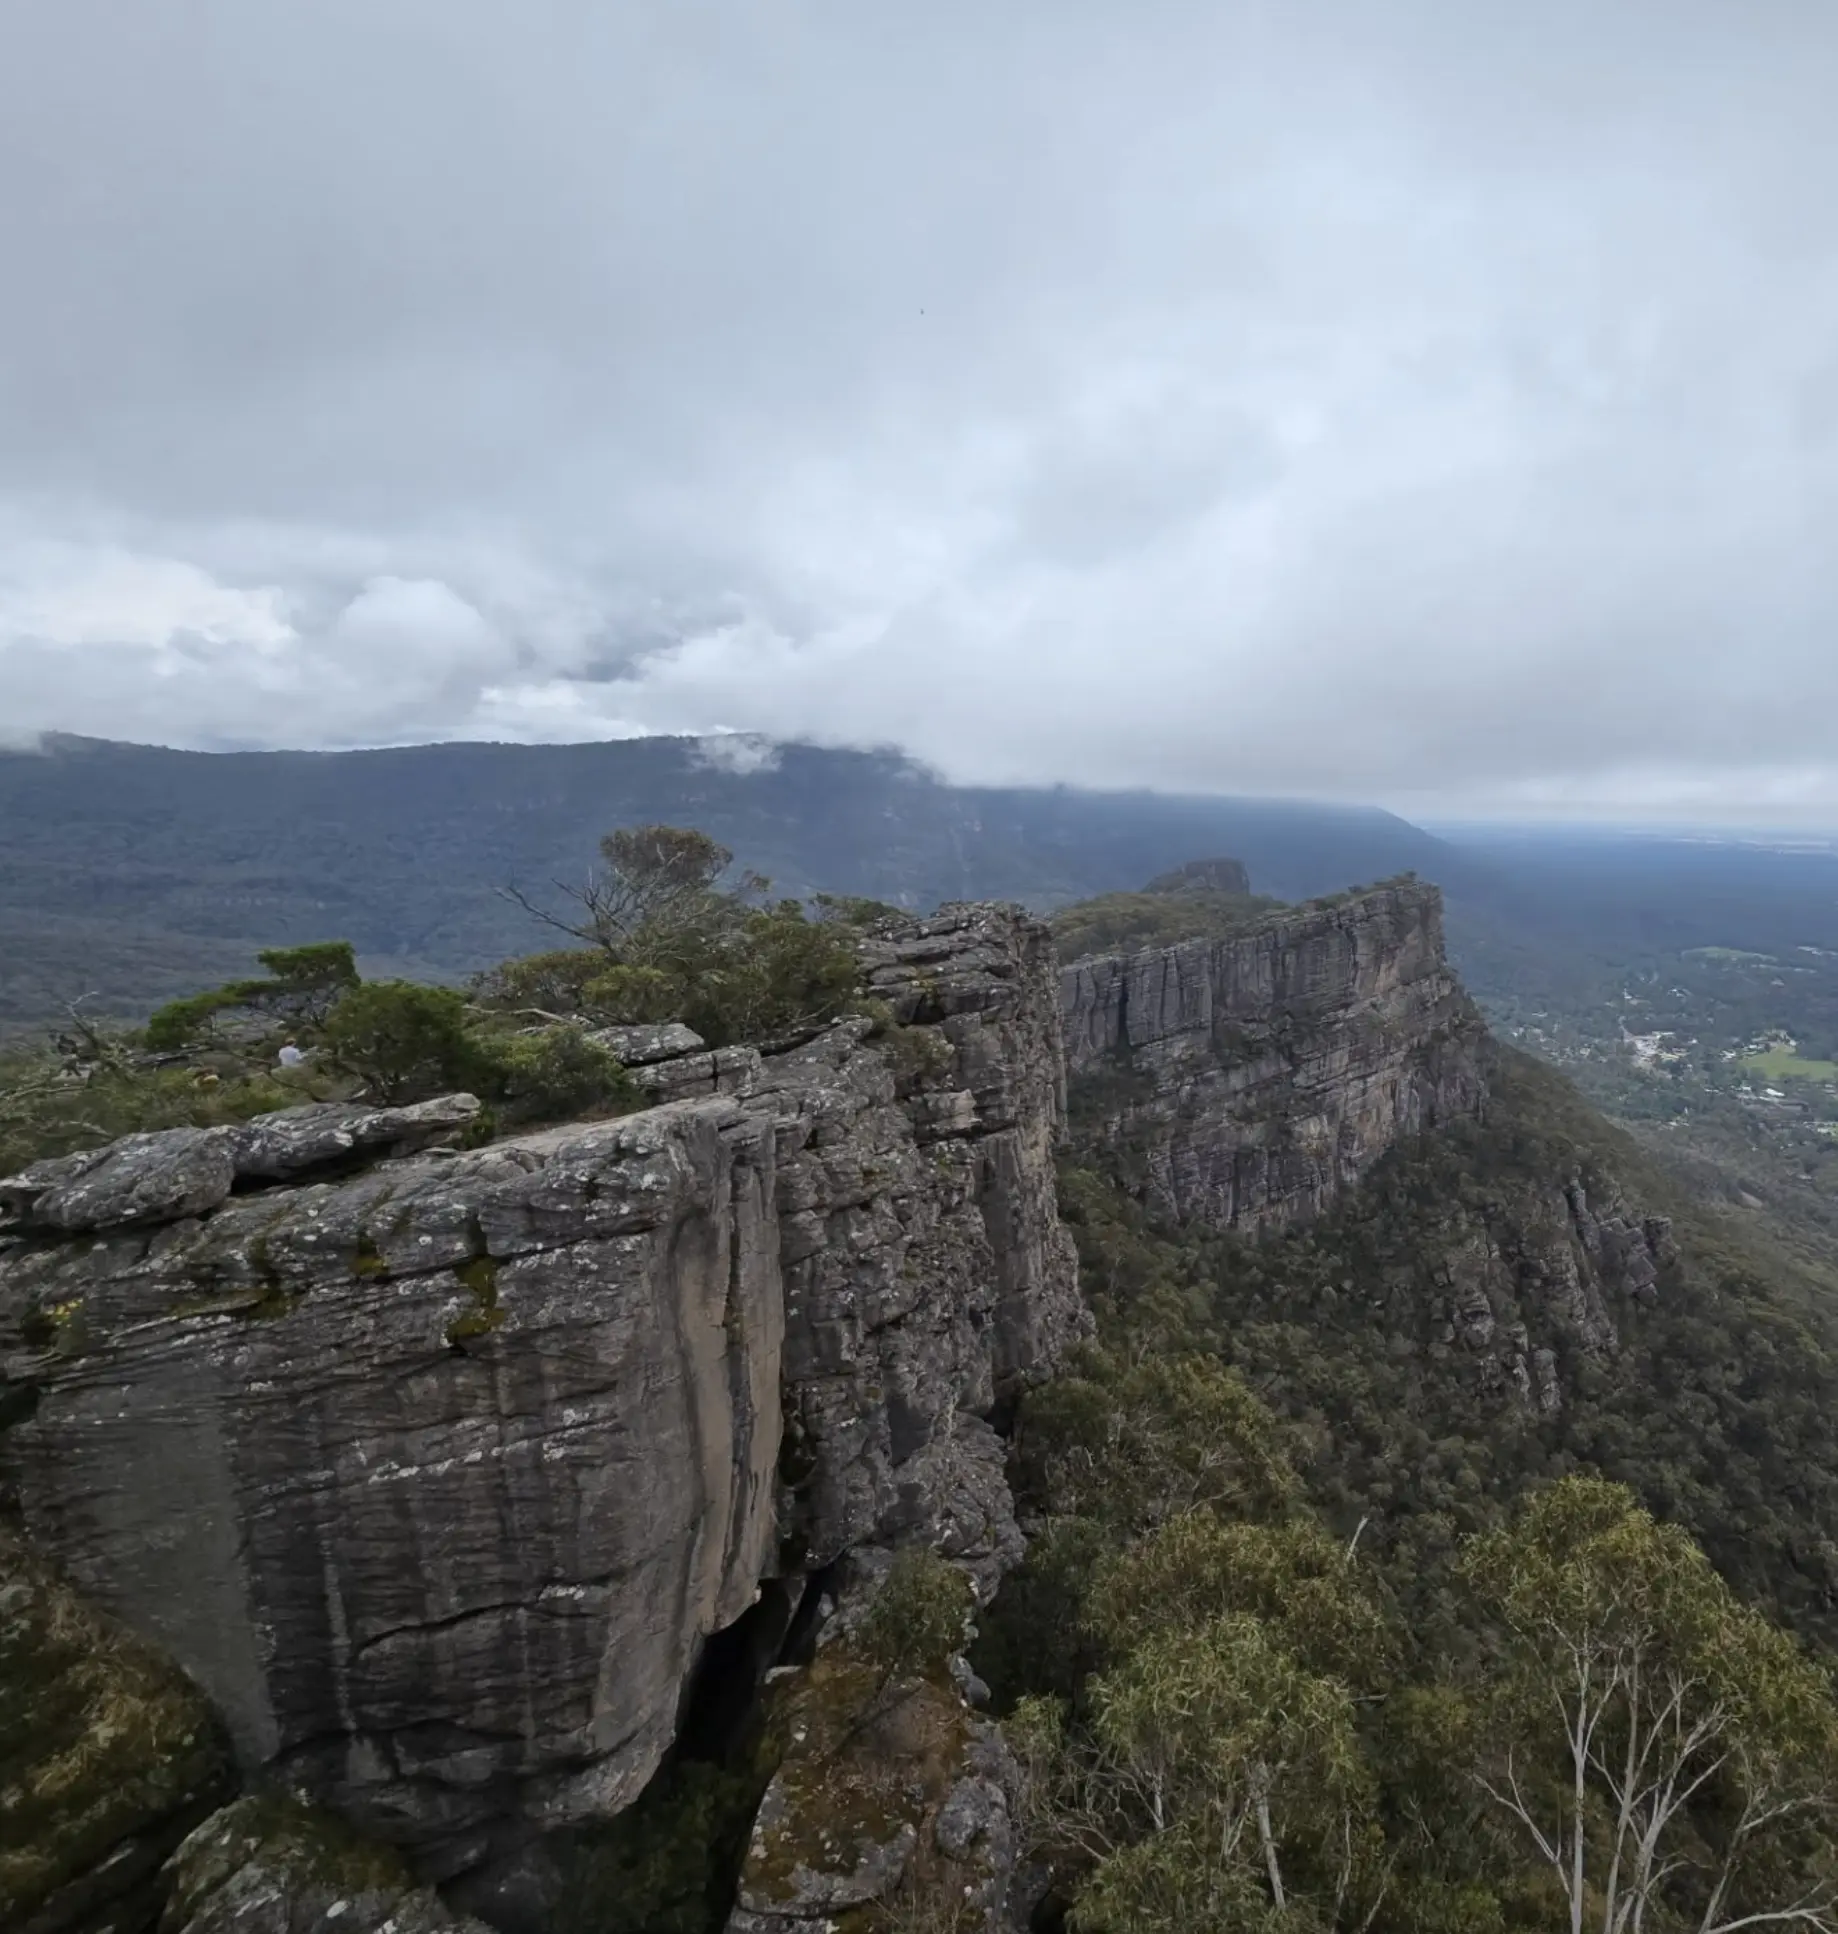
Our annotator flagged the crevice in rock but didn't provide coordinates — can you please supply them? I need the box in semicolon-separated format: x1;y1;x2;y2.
673;1561;839;1766
500;1575;846;1934
225;1148;398;1196
774;1561;841;1674
675;1579;801;1764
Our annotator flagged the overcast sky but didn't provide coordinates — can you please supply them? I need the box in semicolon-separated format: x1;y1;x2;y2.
3;1;1837;821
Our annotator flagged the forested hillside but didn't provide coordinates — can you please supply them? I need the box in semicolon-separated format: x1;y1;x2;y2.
974;910;1838;1930
0;735;1451;1029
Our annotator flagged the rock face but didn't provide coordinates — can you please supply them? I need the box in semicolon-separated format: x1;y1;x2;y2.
1427;1174;1678;1412
4;1102;783;1881
0;1096;485;1233
1142;856;1252;896
0;904;1081;1891
1060;879;1487;1232
725;1641;1021;1934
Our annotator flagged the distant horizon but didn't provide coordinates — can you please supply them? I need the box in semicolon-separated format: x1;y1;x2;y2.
8;726;1838;844
1417;814;1838;845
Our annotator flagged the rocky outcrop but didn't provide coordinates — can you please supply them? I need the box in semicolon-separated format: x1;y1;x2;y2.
0;1525;233;1934
725;1652;1020;1934
159;1795;495;1934
4;1101;783;1881
1060;879;1486;1232
0;1096;485;1234
1427;1175;1678;1411
720;1545;1020;1934
1142;856;1252;896
0;905;1081;1899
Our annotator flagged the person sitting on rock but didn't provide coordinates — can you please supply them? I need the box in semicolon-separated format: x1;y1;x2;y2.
277;1040;305;1068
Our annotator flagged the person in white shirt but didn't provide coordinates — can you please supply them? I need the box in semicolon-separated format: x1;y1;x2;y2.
277;1041;305;1068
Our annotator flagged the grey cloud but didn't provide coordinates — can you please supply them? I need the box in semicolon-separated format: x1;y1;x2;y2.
2;0;1837;820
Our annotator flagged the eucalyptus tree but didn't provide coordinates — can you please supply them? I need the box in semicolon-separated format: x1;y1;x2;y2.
1462;1476;1838;1934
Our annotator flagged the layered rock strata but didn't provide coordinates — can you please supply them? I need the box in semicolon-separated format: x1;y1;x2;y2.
0;905;1081;1891
1060;879;1487;1232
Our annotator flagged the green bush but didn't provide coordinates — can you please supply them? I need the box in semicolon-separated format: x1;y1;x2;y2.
1049;889;1284;965
487;1026;639;1128
498;826;867;1049
320;981;481;1104
0;1039;330;1173
144;940;358;1049
678;902;862;1047
857;1548;973;1686
472;949;622;1018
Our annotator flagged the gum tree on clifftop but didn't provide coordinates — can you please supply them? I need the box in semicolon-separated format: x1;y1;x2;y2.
492;823;864;1046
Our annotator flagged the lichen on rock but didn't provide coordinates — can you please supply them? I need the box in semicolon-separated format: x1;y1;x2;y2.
158;1792;495;1934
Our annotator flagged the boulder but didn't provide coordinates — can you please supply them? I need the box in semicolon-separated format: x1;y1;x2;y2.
582;1021;706;1067
3;1127;238;1234
159;1795;496;1934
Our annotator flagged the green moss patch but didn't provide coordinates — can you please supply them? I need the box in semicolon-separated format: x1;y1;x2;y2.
0;1527;233;1930
446;1254;505;1344
744;1645;972;1918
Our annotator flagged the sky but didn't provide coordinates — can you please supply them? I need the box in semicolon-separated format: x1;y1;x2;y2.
4;1;1838;824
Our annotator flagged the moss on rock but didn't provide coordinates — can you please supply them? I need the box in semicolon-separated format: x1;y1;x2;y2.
0;1524;233;1934
159;1791;493;1934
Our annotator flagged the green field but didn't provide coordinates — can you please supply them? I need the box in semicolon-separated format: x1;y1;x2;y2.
1743;1046;1838;1083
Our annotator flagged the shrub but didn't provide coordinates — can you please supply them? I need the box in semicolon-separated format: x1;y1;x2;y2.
320;981;480;1104
678;902;862;1047
144;939;359;1049
470;949;607;1017
487;1026;639;1128
857;1548;973;1686
502;828;867;1049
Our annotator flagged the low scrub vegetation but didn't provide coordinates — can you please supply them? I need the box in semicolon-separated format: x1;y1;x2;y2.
1;822;877;1173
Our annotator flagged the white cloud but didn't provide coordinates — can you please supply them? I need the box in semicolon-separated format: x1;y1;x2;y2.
691;733;784;776
2;0;1837;821
0;544;293;654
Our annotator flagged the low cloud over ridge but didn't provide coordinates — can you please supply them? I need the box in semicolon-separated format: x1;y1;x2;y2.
4;1;1838;822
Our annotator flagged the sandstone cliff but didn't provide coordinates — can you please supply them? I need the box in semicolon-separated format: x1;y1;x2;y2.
1060;878;1487;1232
1;881;1504;1933
0;905;1081;1917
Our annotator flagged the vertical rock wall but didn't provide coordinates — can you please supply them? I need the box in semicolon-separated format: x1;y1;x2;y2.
1060;879;1488;1231
0;905;1082;1892
4;1102;784;1877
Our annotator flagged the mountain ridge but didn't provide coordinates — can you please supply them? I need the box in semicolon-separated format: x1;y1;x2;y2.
0;735;1455;1029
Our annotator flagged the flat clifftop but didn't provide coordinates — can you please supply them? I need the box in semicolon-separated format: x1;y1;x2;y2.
1060;878;1488;1231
